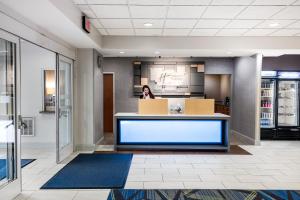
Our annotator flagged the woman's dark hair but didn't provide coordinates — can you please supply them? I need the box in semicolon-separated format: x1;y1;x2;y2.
141;85;155;99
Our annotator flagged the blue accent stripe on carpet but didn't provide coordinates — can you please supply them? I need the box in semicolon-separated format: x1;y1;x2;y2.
108;189;300;200
41;153;133;189
0;159;35;180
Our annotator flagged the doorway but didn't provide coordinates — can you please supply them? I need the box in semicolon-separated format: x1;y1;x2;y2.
204;74;231;115
102;73;114;145
19;41;74;192
56;55;73;163
20;40;57;172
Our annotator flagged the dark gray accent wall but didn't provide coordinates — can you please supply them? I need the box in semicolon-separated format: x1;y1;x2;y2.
232;55;261;144
263;55;300;70
103;57;234;113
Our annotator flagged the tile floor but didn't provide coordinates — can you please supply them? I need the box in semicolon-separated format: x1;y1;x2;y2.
13;140;300;200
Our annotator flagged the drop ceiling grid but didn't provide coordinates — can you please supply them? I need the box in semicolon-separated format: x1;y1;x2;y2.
73;0;300;36
161;0;172;36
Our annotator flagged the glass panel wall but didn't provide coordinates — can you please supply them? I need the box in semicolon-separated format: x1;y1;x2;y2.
0;38;17;187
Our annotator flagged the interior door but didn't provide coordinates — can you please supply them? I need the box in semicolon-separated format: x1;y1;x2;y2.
56;55;73;163
0;31;21;199
103;73;114;133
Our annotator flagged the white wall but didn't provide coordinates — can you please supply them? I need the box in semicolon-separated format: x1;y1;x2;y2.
75;49;103;150
20;40;56;148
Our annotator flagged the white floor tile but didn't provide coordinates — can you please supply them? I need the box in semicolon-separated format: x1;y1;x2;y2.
73;190;110;200
13;141;300;200
143;182;184;189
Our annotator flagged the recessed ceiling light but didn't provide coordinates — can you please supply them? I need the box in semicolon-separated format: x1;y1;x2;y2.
144;22;153;27
269;22;279;27
227;51;232;55
119;51;125;54
154;51;160;54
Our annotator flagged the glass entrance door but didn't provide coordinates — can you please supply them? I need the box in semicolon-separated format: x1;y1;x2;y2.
56;55;73;163
0;31;21;199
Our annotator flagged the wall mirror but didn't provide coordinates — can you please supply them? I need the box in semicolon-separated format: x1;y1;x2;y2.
42;69;55;113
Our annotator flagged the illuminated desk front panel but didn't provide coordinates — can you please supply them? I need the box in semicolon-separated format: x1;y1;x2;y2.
114;113;230;151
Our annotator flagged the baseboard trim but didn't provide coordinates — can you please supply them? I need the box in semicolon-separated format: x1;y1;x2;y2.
20;142;55;149
95;136;104;145
75;144;96;151
231;130;258;145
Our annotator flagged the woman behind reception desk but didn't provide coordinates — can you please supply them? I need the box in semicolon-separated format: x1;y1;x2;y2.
140;85;155;99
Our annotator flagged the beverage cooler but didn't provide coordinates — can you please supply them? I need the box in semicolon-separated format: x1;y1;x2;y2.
261;71;300;140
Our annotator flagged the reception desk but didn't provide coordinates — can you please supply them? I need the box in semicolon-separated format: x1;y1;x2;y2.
114;113;230;151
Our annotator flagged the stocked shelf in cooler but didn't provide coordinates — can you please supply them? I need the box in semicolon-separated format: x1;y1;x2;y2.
260;79;275;128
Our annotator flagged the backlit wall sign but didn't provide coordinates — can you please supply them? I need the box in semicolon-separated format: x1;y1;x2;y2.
82;16;91;33
278;72;300;79
261;71;277;77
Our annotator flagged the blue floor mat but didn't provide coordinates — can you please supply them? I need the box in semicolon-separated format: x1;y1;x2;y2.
41;153;133;189
0;159;35;180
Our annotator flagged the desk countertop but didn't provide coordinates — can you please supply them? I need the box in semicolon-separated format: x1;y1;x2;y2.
115;112;230;119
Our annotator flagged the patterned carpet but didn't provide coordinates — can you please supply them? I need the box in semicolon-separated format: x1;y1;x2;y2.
108;189;300;200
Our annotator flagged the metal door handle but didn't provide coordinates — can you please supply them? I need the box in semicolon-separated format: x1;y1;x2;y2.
5;122;13;128
20;122;27;129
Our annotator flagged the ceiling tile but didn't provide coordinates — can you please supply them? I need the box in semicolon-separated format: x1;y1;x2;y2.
195;19;230;28
100;19;132;28
90;19;103;28
252;0;295;5
132;19;164;28
77;5;96;18
256;20;296;28
167;6;206;19
106;29;135;35
129;0;169;5
90;5;130;18
270;29;300;36
225;20;262;28
287;20;300;28
243;29;276;36
165;20;197;28
293;0;300;5
73;0;87;4
170;0;211;5
190;29;219;36
163;29;191;36
130;6;168;18
272;6;300;19
202;6;245;19
211;0;252;5
237;6;284;19
216;29;248;36
97;29;108;35
135;29;162;36
86;0;127;4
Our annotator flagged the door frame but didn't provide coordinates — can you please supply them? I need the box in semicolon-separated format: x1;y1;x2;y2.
103;72;115;133
56;54;74;163
0;29;21;200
